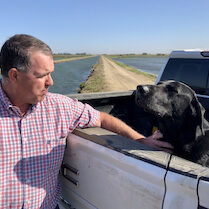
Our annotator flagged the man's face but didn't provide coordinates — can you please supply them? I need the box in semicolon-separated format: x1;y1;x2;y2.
16;51;54;105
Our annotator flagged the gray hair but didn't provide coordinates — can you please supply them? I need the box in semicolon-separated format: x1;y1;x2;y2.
0;34;53;77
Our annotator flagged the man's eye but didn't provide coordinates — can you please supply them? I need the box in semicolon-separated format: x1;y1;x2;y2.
37;74;46;78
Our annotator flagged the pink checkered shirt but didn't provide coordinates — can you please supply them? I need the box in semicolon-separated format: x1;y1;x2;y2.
0;82;100;209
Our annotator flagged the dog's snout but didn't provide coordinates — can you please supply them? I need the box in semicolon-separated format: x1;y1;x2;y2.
137;85;150;94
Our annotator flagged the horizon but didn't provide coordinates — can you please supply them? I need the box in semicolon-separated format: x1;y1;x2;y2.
0;0;209;54
53;52;169;55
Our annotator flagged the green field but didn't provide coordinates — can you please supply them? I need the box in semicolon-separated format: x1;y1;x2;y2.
109;53;168;59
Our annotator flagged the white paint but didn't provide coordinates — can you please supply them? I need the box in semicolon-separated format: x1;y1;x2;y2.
198;179;209;208
163;171;198;209
60;134;167;209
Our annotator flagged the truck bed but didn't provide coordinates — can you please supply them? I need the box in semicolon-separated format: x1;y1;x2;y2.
59;91;209;209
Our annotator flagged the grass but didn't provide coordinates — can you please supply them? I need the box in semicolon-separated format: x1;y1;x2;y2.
79;77;105;92
77;63;106;93
53;54;93;61
53;54;90;58
54;55;95;64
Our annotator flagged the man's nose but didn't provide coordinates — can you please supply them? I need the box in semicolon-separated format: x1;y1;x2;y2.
46;74;53;86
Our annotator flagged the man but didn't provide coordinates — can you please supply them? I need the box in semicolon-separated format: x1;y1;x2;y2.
0;34;172;208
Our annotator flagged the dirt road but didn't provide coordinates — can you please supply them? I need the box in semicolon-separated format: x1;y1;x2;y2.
99;56;155;92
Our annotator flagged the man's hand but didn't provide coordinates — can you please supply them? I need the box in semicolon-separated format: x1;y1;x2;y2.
137;130;173;153
97;112;173;153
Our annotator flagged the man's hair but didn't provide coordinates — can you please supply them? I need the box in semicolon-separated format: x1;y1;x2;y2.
0;34;53;77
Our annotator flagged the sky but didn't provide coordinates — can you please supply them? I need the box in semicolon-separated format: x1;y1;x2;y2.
0;0;209;54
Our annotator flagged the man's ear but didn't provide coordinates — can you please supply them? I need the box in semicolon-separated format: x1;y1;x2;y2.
8;68;19;82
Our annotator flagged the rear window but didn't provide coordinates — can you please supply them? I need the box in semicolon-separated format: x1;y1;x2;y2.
160;58;209;95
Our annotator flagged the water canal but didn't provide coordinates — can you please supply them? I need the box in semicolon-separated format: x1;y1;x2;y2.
49;56;99;94
114;57;168;75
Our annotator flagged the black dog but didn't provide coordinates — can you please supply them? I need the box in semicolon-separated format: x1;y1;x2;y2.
135;80;209;167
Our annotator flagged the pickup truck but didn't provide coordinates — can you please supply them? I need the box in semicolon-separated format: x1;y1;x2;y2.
59;50;209;209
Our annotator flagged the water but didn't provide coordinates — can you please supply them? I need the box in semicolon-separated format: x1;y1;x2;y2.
114;57;168;75
49;56;99;94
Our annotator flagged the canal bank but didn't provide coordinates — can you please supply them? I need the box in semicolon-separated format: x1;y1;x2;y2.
78;55;157;93
54;55;96;63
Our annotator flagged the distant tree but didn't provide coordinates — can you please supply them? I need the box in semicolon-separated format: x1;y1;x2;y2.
76;53;87;55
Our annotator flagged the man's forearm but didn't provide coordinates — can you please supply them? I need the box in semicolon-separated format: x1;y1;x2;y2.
96;112;173;152
97;112;145;140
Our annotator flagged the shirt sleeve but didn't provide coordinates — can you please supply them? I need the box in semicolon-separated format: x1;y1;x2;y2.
69;98;100;130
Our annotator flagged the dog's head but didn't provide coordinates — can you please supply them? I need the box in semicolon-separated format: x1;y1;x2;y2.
135;80;206;153
136;80;197;117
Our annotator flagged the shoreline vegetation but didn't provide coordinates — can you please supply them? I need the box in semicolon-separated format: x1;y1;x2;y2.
109;53;168;59
53;54;95;63
78;57;106;93
78;55;157;93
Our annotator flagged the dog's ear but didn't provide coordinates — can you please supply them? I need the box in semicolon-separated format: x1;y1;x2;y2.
172;94;191;117
190;95;206;136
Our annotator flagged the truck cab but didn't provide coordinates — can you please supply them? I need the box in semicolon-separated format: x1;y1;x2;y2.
156;50;209;121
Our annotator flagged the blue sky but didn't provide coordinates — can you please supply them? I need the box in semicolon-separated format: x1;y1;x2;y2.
0;0;208;54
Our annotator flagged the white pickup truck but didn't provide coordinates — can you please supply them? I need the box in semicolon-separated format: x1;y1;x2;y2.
59;50;209;209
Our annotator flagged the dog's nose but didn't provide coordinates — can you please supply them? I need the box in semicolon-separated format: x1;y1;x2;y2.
137;85;150;94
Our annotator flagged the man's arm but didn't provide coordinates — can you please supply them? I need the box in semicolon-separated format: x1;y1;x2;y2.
96;112;173;152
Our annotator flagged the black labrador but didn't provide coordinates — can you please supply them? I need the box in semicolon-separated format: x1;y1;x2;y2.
135;80;209;167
